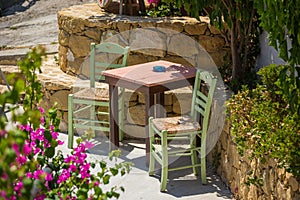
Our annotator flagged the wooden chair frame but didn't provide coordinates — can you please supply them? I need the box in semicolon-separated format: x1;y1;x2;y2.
68;42;130;148
148;69;217;191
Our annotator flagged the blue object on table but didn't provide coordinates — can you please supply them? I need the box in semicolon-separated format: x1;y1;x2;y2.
153;66;166;72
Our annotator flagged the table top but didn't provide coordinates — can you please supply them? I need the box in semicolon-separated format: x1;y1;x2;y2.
101;60;196;88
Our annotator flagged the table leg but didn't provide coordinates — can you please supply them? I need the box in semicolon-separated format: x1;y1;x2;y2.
155;92;165;118
109;84;119;151
145;92;155;166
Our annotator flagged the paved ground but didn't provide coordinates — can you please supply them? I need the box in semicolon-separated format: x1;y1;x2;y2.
58;133;233;200
0;0;94;48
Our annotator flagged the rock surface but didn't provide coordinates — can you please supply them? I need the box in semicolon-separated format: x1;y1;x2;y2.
0;0;94;48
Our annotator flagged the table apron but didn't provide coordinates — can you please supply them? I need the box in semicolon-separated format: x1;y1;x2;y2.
105;77;195;95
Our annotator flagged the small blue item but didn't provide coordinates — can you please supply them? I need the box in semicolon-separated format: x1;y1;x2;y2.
153;66;166;72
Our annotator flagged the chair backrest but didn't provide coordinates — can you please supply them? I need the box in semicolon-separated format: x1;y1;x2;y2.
190;69;217;133
90;42;130;87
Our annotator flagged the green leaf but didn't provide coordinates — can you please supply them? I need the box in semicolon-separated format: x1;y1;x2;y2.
45;147;55;158
103;175;110;184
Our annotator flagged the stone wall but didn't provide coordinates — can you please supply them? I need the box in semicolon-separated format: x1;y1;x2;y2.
56;3;230;138
208;122;300;200
57;3;230;76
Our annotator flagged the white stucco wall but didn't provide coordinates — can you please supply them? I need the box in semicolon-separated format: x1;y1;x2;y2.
256;31;287;69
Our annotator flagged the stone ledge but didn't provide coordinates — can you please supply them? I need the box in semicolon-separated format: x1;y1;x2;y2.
0;44;58;65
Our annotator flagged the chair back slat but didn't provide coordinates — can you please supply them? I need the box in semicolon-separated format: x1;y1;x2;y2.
195;93;207;109
90;42;130;87
196;90;208;103
194;104;205;116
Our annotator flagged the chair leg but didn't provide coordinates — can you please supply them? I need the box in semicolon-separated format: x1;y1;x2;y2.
200;139;207;184
148;117;155;176
190;134;199;175
160;130;168;192
68;94;74;149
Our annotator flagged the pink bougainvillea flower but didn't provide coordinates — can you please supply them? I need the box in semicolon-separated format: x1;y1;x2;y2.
84;141;94;149
50;131;59;140
38;107;45;114
147;0;160;4
1;173;7;180
45;173;53;181
14;181;23;194
79;163;90;179
57;140;64;145
16;155;27;166
34;194;46;200
94;181;100;187
69;164;77;172
26;172;33;179
23;141;32;156
33;147;41;155
57;169;70;184
12;143;20;155
33;170;44;179
0;130;7;137
0;190;7;199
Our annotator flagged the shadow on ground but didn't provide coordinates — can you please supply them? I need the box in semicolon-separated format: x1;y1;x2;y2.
0;0;38;16
76;134;234;200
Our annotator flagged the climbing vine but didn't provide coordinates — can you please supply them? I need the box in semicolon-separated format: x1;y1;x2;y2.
254;0;300;115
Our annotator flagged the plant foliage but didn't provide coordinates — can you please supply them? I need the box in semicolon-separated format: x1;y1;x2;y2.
227;64;300;179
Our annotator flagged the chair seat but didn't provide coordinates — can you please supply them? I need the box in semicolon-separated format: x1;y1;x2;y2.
152;116;200;134
73;88;109;102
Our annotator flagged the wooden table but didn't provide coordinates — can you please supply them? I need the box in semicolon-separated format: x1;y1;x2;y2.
102;60;196;165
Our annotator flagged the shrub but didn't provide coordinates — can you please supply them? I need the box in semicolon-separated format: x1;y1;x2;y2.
227;64;300;180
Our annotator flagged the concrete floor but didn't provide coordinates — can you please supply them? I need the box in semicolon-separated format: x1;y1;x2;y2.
58;133;233;200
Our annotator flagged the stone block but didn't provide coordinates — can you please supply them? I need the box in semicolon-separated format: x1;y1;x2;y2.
197;35;226;52
126;54;148;66
58;45;68;72
50;90;71;111
163;55;194;67
184;22;207;35
69;34;93;58
157;20;184;33
286;173;299;192
139;20;157;28
172;86;193;114
59;30;70;46
127;104;146;126
117;21;131;32
84;28;101;41
248;185;258;200
168;33;199;57
262;168;272;196
129;28;167;57
138;93;145;104
164;91;173;106
209;49;230;68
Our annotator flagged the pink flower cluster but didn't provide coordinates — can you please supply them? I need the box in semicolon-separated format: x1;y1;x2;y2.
4;107;64;199
58;141;94;184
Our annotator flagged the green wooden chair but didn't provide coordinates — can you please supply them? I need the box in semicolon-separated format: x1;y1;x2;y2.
68;42;130;148
148;69;217;191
